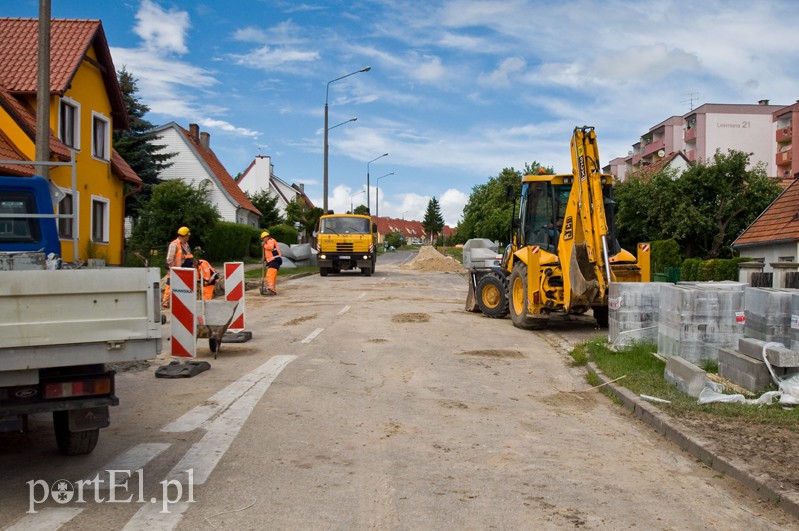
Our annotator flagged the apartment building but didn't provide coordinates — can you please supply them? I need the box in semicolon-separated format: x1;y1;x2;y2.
774;101;799;179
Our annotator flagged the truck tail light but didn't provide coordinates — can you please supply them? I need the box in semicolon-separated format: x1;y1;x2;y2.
44;377;112;399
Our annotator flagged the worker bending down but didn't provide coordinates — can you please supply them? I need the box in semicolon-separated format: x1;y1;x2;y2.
261;231;282;295
197;259;219;300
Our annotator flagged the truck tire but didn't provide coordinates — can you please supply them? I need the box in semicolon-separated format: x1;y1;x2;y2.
53;411;99;456
508;262;549;330
319;267;329;277
476;272;509;318
592;305;609;328
362;266;372;276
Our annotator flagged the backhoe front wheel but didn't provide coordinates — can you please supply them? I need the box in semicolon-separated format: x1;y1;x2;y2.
476;272;509;318
592;305;609;328
508;263;549;330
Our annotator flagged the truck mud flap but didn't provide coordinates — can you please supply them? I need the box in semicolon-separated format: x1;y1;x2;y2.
155;360;211;379
68;406;110;431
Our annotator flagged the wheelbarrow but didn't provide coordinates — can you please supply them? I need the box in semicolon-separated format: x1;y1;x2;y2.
197;299;239;358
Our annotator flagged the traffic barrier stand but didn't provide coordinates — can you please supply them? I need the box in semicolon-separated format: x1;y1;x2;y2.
223;261;252;343
169;267;197;358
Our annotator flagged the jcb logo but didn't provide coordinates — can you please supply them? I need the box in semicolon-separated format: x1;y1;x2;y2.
563;216;574;240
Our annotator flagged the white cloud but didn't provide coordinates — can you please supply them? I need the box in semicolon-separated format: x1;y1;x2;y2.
134;0;190;54
478;56;526;87
439;188;469;226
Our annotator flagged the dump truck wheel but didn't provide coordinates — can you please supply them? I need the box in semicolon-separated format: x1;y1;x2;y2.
53;411;99;456
508;263;548;330
476;272;509;318
362;266;372;276
592;306;609;328
320;267;329;277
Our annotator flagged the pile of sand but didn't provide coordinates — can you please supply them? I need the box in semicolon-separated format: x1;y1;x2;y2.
400;246;466;273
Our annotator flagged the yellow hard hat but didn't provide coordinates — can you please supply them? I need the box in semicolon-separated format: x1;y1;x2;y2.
261;231;269;238
178;226;190;236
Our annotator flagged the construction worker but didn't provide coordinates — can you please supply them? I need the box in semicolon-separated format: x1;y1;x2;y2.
261;230;282;295
197;258;219;300
162;226;194;308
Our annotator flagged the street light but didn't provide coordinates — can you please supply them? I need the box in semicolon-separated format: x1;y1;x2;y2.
324;66;371;212
366;153;388;213
375;172;394;221
329;117;357;131
351;189;366;213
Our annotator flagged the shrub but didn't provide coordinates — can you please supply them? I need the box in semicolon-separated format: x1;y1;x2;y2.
651;239;682;277
681;257;702;281
200;222;256;262
267;224;299;246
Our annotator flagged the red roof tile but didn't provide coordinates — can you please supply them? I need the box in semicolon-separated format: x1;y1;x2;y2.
111;149;142;187
0;18;128;129
0;81;72;162
733;178;799;246
177;125;261;216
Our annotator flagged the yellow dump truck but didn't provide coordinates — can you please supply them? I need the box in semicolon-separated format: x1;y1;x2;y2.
315;214;377;276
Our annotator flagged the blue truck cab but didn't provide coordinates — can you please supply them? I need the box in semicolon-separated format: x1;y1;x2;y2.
0;175;61;257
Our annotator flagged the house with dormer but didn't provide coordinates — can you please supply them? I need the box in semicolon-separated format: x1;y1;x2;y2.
237;154;314;218
151;122;260;226
0;18;142;265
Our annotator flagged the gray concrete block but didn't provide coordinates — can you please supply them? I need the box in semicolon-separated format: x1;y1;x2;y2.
717;347;773;393
664;356;707;397
736;337;799;367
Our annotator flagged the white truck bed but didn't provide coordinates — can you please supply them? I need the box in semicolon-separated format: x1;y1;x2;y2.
0;268;163;372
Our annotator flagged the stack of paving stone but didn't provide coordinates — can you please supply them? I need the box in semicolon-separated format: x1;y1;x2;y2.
607;282;661;348
656;282;746;364
743;287;795;344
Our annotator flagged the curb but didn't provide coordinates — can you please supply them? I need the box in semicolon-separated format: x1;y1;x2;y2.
587;362;799;519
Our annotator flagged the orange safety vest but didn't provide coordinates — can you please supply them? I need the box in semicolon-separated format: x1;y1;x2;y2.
197;260;218;284
167;237;193;268
263;237;282;264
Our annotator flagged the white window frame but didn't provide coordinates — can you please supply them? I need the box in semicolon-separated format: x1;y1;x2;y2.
91;111;111;161
59;97;81;150
57;187;79;240
90;195;110;243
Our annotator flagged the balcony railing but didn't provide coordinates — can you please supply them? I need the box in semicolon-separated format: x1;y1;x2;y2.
643;139;665;157
684;128;697;142
777;126;793;143
777;150;793;166
686;150;696;161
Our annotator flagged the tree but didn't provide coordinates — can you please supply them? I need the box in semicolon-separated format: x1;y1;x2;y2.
456;162;551;244
285;197;324;236
615;150;782;258
129;180;220;256
422;197;445;242
113;67;176;219
353;205;370;215
246;190;283;228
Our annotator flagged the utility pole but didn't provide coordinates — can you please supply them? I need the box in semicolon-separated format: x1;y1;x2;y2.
35;0;51;179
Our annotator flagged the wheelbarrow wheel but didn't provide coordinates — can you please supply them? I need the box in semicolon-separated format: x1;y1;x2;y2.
209;338;220;353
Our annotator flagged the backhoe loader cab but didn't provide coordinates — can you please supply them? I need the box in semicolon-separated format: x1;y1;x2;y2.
468;126;650;330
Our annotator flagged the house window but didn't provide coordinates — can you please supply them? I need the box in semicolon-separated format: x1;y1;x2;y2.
779;256;795;262
57;190;76;239
91;196;109;243
92;112;110;160
59;98;80;149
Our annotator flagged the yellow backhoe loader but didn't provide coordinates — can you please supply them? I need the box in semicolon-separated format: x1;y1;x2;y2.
467;126;650;329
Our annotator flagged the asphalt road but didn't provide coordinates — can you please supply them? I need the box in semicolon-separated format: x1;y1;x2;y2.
0;251;795;529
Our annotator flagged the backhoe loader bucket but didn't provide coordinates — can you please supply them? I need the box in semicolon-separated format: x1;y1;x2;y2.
569;242;599;304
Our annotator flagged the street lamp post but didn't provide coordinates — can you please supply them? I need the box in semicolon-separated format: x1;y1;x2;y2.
375;172;394;221
366;153;388;214
324;66;371;213
351;189;366;214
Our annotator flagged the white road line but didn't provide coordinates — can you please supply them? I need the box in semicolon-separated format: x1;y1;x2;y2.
123;355;296;530
84;443;171;489
162;357;297;433
301;328;324;343
337;305;351;316
7;508;83;530
358;292;366;299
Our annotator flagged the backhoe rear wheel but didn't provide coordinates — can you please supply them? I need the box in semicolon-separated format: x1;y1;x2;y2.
592;305;609;328
476;272;509;318
508;262;549;330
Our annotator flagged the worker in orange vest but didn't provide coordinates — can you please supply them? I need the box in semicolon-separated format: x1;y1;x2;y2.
261;230;282;295
162;226;194;308
197;258;219;300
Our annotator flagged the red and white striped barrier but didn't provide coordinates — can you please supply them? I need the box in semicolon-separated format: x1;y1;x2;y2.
170;267;197;358
224;262;246;331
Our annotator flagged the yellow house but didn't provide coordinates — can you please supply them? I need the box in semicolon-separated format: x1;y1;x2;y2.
0;18;141;265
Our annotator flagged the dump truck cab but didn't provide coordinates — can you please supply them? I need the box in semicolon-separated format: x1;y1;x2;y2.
316;214;377;276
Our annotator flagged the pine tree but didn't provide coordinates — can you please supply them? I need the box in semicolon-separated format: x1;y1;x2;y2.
422;197;445;243
114;67;176;219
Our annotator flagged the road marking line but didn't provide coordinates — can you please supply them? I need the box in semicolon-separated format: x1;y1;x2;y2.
123;355;296;530
358;292;366;299
162;358;295;433
7;508;83;530
337;305;351;316
84;443;171;489
301;328;323;343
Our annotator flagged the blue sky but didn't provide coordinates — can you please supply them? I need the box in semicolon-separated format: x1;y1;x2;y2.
7;0;799;225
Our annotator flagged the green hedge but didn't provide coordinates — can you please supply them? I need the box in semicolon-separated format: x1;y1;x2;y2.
690;257;751;282
651;239;682;278
201;222;260;262
680;257;702;281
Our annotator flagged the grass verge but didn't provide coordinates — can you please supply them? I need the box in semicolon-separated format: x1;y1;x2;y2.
570;338;799;429
244;265;318;278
